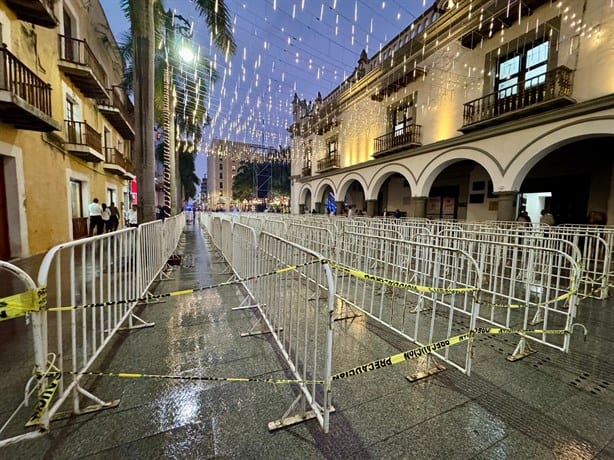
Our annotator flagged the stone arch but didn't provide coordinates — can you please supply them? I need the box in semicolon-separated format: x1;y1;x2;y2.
313;179;337;204
506;117;614;191
416;147;503;197
337;172;369;203
297;184;313;205
367;163;416;201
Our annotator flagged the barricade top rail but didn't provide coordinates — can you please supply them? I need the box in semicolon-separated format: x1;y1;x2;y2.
37;227;135;286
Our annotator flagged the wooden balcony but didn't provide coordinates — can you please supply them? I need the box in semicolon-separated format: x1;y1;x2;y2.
461;66;575;132
0;44;60;132
373;124;422;157
317;156;340;172
5;0;57;28
57;35;107;99
97;86;135;140
64;120;104;162
123;157;136;179
103;147;127;176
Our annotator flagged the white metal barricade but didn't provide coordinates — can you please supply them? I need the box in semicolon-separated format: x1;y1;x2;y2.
420;233;581;357
286;222;335;260
0;262;45;447
30;217;185;436
335;230;481;374
249;232;335;433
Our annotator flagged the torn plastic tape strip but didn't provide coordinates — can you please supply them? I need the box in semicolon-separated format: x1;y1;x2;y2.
25;372;61;427
0;290;40;322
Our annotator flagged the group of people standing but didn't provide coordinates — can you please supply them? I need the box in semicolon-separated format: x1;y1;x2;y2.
88;198;133;236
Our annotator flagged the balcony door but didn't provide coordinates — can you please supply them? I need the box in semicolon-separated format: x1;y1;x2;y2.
70;179;87;239
496;40;549;112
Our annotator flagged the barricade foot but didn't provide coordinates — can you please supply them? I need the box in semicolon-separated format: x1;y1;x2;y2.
406;355;446;382
506;337;536;361
232;296;260;311
119;313;155;330
268;394;335;432
54;388;120;422
138;291;166;306
333;298;361;321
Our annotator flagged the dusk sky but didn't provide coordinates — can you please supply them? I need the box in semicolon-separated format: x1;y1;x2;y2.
99;1;428;176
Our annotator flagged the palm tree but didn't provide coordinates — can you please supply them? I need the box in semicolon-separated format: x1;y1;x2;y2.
121;0;235;222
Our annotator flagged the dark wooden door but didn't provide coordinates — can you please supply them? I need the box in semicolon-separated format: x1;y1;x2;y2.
0;159;11;260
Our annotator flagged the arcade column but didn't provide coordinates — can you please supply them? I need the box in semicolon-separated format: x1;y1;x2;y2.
366;200;377;217
495;191;518;221
410;196;428;218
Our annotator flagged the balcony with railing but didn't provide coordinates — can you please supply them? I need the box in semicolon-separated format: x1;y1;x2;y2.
64;120;104;162
123;156;136;179
96;86;135;140
57;35;107;99
373;124;422;157
461;66;575;132
0;44;60;132
5;0;57;28
317;155;340;172
301;161;312;177
103;147;127;176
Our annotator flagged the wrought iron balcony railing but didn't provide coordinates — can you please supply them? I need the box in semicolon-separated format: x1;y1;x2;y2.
58;35;107;99
317;155;340;172
462;66;574;129
65;120;103;162
0;44;57;131
96;86;135;139
373;124;422;156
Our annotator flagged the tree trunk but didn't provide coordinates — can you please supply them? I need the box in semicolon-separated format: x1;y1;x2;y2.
130;0;156;222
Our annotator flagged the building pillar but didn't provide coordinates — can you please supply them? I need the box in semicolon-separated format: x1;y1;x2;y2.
366;199;377;217
335;201;344;215
411;196;428;218
495;191;518;221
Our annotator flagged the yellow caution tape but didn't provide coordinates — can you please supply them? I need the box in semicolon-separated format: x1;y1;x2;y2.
324;260;478;294
25;371;61;427
48;259;322;312
64;370;324;385
0;290;40;322
332;327;569;380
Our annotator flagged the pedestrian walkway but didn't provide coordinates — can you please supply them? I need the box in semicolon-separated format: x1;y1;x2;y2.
1;222;613;458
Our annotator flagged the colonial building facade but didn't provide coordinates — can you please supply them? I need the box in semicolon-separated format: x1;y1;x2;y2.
0;0;134;259
290;0;614;225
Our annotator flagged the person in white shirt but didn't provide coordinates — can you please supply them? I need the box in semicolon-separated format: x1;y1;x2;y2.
88;198;103;236
127;204;138;227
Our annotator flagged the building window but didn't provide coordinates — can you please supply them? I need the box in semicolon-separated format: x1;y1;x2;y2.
219;182;223;189
497;40;549;98
219;172;223;179
326;138;337;159
389;94;416;136
219;163;223;170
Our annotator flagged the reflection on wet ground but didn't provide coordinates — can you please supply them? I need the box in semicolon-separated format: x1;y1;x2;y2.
0;221;613;459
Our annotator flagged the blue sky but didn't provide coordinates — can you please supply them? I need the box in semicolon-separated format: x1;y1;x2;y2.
99;1;427;177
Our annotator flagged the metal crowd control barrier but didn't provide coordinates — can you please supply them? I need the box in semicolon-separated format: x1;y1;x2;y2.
286;222;335;260
336;230;481;375
0;262;44;446
26;215;185;437
252;232;335;432
419;233;580;358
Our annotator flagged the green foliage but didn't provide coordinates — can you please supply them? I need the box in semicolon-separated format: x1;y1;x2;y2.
178;143;200;200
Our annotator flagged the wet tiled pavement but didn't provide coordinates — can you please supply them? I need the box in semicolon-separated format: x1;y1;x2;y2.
0;221;613;459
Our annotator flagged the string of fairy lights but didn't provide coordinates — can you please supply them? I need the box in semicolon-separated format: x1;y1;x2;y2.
167;0;609;161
